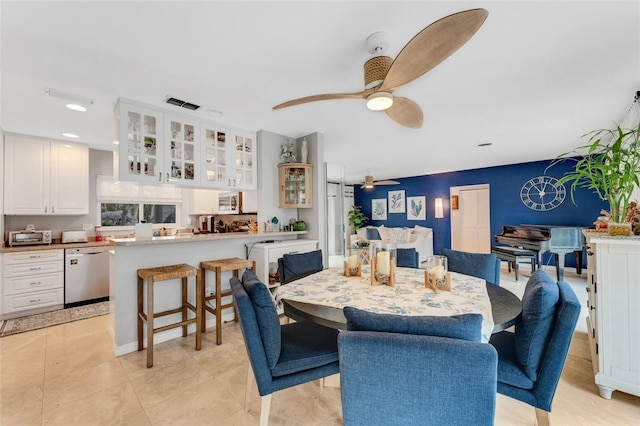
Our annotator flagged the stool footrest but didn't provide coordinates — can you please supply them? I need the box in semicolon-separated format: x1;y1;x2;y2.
154;318;197;334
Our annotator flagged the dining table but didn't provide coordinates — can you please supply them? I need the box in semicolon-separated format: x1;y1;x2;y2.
274;266;522;343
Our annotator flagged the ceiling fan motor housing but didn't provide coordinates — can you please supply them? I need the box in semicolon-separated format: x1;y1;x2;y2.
364;56;393;89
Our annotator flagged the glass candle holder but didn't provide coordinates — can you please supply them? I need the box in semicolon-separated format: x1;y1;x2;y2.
370;241;396;286
344;254;362;277
425;255;449;290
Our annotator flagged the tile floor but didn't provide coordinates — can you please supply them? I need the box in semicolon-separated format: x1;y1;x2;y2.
1;264;639;425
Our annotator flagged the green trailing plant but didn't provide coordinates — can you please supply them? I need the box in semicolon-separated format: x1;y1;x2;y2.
547;122;640;223
348;205;368;232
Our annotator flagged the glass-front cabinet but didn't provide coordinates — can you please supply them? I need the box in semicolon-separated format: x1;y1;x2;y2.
201;124;256;190
165;115;199;186
116;99;256;190
278;163;313;208
117;103;165;184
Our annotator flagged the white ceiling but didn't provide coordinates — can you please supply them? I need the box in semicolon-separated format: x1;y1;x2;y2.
1;1;639;185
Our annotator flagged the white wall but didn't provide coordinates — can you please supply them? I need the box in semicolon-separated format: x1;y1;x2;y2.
297;132;326;259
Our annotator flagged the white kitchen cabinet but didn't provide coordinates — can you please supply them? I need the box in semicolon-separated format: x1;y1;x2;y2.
165;114;200;186
4;134;89;215
584;232;640;399
241;191;258;213
2;249;64;319
247;240;319;288
201;124;257;190
115;100;166;184
188;188;220;215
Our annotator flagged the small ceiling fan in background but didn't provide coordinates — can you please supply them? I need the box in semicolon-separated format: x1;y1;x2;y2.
360;175;400;189
273;8;488;129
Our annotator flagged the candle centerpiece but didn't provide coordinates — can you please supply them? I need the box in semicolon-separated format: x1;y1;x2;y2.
425;255;451;291
370;241;396;286
344;254;362;277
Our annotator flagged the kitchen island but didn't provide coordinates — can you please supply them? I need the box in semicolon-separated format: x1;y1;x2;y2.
109;231;307;355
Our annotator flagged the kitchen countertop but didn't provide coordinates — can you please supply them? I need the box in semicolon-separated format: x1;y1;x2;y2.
1;240;116;253
110;231;307;246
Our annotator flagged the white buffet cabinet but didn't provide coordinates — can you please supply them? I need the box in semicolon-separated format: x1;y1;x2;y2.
247;239;319;288
584;232;640;399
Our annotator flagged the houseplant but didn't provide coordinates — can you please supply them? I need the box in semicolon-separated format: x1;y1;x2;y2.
348;205;368;233
548;121;640;235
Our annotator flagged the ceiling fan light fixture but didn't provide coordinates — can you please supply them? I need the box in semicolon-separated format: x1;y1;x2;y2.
366;92;393;111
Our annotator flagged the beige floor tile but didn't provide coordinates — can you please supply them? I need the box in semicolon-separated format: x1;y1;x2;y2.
144;379;244;425
128;356;213;409
42;381;146;426
0;380;44;426
44;335;115;380
0;327;47;352
42;358;128;411
191;338;249;377
213;364;253;407
118;339;193;381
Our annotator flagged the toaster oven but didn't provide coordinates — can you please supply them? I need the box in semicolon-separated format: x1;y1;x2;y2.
8;229;53;247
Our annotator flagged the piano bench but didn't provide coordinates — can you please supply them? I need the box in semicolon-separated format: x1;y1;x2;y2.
491;246;537;282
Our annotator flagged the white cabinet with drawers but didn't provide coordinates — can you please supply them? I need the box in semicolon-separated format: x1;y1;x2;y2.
247;240;319;289
2;249;64;319
584;232;640;399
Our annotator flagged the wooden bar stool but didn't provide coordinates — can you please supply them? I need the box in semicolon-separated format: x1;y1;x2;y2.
200;257;256;345
137;263;202;368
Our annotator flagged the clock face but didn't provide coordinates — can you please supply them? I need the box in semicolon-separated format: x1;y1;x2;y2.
520;176;566;211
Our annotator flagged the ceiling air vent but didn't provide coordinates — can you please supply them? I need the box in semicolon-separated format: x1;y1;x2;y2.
165;96;200;111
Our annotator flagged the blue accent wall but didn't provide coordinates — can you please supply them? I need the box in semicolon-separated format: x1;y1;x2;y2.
354;159;608;269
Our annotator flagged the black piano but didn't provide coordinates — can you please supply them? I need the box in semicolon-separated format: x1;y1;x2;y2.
494;225;585;281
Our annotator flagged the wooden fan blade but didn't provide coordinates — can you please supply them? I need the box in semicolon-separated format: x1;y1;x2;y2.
273;90;373;110
385;97;424;129
373;180;400;186
379;8;488;92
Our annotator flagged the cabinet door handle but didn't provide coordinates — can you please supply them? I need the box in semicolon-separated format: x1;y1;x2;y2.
29;298;42;303
52;206;55;213
233;179;236;187
228;179;231;186
30;281;42;286
587;251;594;256
45;206;48;213
29;267;42;271
28;255;41;259
158;173;162;182
166;173;169;183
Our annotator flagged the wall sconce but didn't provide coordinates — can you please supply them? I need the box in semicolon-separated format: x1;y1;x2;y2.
434;197;444;219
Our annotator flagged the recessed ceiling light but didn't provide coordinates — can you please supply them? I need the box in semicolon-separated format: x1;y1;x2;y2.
62;133;79;138
477;142;493;147
113;140;120;145
66;103;87;112
207;109;224;117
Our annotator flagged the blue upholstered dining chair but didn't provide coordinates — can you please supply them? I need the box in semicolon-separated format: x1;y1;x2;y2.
444;248;501;285
278;249;323;284
489;270;580;425
396;247;419;268
230;269;339;426
338;307;498;426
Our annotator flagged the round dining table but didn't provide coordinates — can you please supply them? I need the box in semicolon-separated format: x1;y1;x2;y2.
281;282;521;333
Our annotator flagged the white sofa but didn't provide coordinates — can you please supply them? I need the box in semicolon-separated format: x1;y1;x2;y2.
349;225;434;264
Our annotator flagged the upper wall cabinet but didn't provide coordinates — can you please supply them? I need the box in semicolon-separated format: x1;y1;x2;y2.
201;124;256;190
4;134;89;215
115;99;256;190
278;163;313;208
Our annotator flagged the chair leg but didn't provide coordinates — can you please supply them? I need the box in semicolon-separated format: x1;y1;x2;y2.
259;394;272;426
535;408;550;426
244;366;254;412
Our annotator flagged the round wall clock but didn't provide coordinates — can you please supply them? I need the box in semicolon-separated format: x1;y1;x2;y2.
520;176;566;211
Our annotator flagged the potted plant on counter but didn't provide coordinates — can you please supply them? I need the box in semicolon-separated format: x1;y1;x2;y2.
548;121;640;236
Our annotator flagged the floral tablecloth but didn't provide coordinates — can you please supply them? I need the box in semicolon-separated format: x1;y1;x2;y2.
274;266;494;342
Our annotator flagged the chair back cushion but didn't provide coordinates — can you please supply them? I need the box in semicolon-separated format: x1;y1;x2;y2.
339;331;497;425
396;248;419;268
241;269;281;368
515;270;559;381
344;306;483;342
279;249;323;284
444;248;501;284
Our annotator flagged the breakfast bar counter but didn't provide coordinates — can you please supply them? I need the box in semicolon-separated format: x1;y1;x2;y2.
109;231;307;356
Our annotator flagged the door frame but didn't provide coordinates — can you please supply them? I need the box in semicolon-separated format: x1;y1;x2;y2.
450;184;491;253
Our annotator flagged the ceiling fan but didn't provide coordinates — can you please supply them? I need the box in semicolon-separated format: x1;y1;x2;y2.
360;175;400;189
273;8;488;129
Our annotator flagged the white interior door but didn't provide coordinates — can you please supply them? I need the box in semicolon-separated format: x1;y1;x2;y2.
450;184;491;253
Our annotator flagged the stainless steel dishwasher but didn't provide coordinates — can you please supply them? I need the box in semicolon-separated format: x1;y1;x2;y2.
65;246;111;307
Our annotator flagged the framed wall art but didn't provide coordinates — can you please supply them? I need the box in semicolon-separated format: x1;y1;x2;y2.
388;190;405;213
407;196;426;220
372;198;387;220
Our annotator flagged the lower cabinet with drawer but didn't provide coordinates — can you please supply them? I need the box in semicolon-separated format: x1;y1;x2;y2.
247;239;319;289
2;249;64;319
